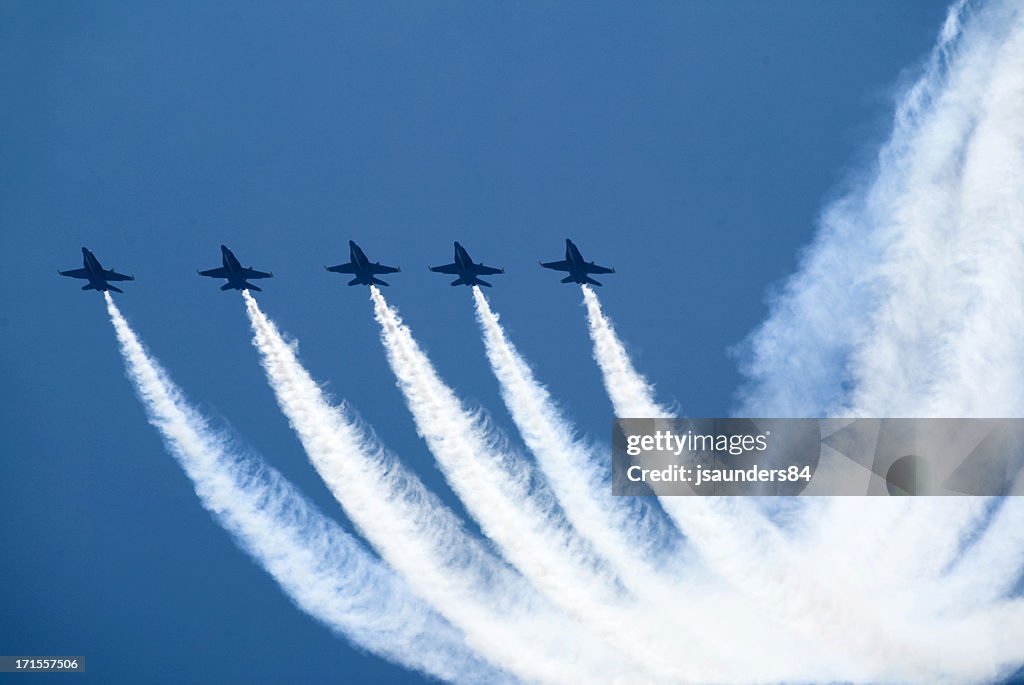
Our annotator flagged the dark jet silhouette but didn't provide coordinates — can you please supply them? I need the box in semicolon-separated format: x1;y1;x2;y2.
325;241;401;287
198;245;273;292
59;247;135;293
540;239;615;286
429;242;504;287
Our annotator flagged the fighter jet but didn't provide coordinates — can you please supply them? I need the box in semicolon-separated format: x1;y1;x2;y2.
198;245;273;292
540;238;615;286
325;241;401;287
59;247;135;293
429;242;505;287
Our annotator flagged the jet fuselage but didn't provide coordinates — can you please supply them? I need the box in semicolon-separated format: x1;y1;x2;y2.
540;238;615;286
198;245;273;292
59;247;135;293
325;240;400;287
428;241;505;287
82;248;110;290
220;245;248;289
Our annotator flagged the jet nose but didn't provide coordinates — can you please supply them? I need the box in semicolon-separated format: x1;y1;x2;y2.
565;238;572;246
221;244;230;253
81;246;90;255
454;241;462;249
349;240;357;248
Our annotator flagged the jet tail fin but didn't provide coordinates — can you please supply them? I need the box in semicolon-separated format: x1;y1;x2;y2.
474;278;492;288
450;277;466;286
243;282;262;293
560;275;575;284
107;284;124;294
82;283;96;291
220;283;234;291
348;277;362;286
370;277;389;286
583;276;603;286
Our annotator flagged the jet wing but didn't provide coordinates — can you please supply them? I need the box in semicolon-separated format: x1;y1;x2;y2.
59;268;90;278
369;263;400;275
429;263;460;274
199;267;230;278
104;269;135;281
540;260;570;271
326;263;357;273
242;267;273;279
471;264;504;276
585;263;615;275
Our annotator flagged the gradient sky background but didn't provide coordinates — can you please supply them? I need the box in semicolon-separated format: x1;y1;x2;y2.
1;2;952;683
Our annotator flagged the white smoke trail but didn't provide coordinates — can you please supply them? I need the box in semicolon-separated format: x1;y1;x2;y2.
472;288;770;679
731;0;1024;617
579;281;766;577
580;285;672;419
578;284;1024;681
472;286;678;582
580;283;792;607
102;292;502;685
842;0;1024;419
726;0;1024;678
368;285;697;682
241;291;630;685
734;0;1024;422
732;2;972;418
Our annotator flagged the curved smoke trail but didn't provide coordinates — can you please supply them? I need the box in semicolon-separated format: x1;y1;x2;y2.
580;282;773;587
841;0;1024;420
368;285;698;682
580;281;870;679
576;0;1024;680
580;270;1024;683
241;290;630;685
733;0;1024;421
472;286;679;582
103;292;503;685
732;0;972;419
472;287;762;680
732;0;1024;630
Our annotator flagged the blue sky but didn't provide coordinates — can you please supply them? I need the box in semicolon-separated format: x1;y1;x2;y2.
1;2;951;683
